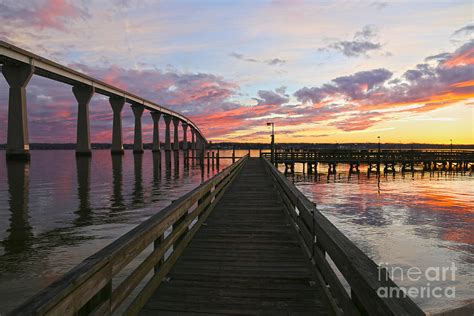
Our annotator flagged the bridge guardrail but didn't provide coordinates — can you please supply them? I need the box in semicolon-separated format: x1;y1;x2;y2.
9;156;248;315
262;157;424;315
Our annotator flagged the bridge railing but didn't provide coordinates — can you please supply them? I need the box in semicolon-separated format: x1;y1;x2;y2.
262;157;424;315
9;156;248;316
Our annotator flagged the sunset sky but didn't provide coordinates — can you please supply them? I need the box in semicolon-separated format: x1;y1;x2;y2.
0;0;473;144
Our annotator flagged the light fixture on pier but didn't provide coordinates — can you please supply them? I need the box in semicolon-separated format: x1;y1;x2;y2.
267;122;275;164
377;136;381;153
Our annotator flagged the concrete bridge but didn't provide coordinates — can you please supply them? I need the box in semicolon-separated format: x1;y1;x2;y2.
0;41;206;160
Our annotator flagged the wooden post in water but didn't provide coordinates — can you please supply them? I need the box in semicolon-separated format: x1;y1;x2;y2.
232;147;236;163
212;151;215;169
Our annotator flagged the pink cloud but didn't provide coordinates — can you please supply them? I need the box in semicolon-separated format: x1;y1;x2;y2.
0;0;87;31
1;40;473;144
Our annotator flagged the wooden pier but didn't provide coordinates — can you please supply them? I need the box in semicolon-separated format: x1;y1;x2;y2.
141;158;333;314
262;150;474;174
10;157;424;316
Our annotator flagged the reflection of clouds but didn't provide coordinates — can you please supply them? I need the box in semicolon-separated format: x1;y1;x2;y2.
295;170;473;311
0;150;232;313
297;172;474;247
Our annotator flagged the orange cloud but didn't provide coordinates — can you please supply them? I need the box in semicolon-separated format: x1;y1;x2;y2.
443;49;474;68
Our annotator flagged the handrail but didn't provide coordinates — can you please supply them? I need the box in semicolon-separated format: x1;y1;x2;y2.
0;40;205;142
9;156;248;315
261;157;424;315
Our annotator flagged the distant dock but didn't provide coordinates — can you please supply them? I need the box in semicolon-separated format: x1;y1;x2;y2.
262;150;474;174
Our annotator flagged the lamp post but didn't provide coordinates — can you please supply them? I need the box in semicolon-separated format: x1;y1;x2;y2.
450;139;453;153
267;122;275;164
377;136;381;153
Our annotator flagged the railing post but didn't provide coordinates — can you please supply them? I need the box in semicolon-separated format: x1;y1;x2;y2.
197;189;211;220
153;235;164;273
173;212;187;250
77;282;112;315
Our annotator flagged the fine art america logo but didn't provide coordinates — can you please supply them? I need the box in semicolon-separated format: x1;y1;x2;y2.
377;262;457;299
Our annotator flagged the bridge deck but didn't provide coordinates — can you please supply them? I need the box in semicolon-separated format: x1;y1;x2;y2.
141;158;334;315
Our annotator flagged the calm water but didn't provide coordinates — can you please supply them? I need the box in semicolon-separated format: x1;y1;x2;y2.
287;164;473;314
0;149;242;314
0;151;472;314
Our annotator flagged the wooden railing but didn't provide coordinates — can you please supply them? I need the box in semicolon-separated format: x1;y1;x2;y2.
9;156;248;316
262;157;425;315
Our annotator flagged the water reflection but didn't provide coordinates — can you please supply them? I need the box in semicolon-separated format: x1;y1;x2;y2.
152;152;161;183
0;150;234;313
133;153;144;205
173;151;180;178
293;166;474;312
111;154;125;211
164;151;172;179
3;160;32;255
74;156;92;227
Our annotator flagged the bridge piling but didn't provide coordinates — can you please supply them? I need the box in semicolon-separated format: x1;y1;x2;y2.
172;117;180;151
182;122;188;151
73;85;94;156
109;96;125;155
150;111;161;152
2;62;34;160
163;114;172;151
191;128;196;150
131;104;145;154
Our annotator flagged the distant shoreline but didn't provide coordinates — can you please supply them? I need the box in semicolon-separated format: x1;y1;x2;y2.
1;143;473;150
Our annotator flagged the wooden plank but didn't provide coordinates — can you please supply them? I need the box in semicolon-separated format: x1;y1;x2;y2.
141;158;335;315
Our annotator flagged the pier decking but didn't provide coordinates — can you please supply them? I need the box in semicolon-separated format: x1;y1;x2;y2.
141;158;333;314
